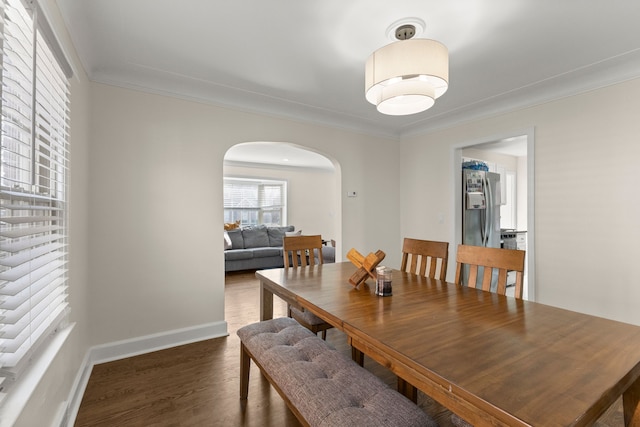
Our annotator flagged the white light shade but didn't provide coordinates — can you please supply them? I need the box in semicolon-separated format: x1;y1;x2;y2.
365;39;448;115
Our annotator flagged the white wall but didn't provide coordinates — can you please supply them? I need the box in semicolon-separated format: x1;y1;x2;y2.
223;163;340;248
400;78;640;326
86;82;400;346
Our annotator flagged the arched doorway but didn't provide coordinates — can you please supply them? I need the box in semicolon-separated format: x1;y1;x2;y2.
223;141;342;261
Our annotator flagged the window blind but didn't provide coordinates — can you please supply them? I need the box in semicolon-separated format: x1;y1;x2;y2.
0;0;70;398
224;178;286;226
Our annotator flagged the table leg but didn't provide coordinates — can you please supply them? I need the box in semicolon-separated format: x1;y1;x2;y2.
350;335;416;403
351;347;364;366
260;280;273;321
397;377;418;403
624;376;640;426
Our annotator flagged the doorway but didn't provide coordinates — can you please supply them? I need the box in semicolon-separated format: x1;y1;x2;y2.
223;141;342;260
453;130;535;300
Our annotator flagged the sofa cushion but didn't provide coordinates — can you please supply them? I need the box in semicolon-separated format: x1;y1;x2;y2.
251;247;282;258
224;249;254;261
267;225;295;247
321;246;335;263
242;225;269;248
226;228;244;249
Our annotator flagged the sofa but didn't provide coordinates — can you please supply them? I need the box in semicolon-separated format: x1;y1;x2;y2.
224;224;335;272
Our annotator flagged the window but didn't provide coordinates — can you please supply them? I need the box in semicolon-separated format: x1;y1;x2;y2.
224;178;287;226
0;0;72;403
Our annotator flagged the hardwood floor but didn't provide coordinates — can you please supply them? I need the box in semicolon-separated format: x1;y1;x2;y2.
74;270;624;426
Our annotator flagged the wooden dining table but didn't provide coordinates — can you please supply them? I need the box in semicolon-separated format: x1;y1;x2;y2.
257;262;640;427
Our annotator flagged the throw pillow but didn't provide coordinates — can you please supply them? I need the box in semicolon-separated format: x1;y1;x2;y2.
224;220;240;231
224;231;232;250
226;228;244;249
267;225;295;247
242;224;269;248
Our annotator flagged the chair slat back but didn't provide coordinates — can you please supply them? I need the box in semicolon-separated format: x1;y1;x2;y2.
400;238;449;280
454;244;526;298
283;235;324;268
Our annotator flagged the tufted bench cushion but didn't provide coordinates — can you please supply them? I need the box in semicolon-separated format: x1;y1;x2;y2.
237;317;438;427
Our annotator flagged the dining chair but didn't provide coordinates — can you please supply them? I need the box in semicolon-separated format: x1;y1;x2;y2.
283;235;333;339
454;244;526;298
283;234;324;268
400;238;449;280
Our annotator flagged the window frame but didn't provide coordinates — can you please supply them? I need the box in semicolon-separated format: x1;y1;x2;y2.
223;177;287;227
0;0;73;414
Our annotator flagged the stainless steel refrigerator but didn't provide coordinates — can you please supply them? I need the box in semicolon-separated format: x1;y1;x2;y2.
462;168;501;286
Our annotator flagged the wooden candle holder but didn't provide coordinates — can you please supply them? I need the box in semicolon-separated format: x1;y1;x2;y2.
346;248;386;287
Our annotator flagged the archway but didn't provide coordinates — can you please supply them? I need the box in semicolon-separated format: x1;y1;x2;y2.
223;141;342;264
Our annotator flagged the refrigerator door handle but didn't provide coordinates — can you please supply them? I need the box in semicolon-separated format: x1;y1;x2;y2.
484;174;493;246
480;208;486;245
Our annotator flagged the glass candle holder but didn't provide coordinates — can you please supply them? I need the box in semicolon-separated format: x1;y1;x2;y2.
375;266;393;296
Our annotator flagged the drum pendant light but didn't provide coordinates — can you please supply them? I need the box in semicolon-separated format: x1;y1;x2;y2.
365;23;449;116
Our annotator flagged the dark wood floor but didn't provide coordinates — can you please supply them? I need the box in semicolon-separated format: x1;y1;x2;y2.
75;270;624;426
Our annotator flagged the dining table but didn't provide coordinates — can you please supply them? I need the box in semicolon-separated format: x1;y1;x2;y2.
256;262;640;427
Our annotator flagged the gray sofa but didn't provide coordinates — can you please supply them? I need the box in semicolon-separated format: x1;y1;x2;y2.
225;225;335;272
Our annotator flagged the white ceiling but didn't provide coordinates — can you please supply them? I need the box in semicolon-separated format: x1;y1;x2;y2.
57;0;640;139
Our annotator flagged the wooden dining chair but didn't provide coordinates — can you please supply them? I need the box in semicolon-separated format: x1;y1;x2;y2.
283;234;324;268
283;235;333;339
454;244;526;298
400;238;449;280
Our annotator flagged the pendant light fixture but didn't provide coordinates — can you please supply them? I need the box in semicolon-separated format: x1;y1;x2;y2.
365;20;449;116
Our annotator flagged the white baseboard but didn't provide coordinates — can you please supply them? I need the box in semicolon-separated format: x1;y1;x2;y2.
63;350;94;427
64;320;228;426
50;401;68;427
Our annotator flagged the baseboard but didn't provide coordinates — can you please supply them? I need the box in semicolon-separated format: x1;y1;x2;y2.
63;350;94;427
64;320;228;426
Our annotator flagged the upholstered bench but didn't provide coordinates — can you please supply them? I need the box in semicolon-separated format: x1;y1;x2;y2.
237;317;438;427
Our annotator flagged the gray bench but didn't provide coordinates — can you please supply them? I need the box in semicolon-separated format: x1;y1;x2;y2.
238;317;438;427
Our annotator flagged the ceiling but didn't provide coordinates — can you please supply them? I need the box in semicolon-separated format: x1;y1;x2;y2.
57;1;640;138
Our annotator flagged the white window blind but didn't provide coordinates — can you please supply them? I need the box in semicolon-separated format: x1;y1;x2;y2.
0;0;71;399
224;178;286;226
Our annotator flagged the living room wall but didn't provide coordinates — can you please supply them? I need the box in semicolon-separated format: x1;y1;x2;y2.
400;77;640;326
86;82;400;350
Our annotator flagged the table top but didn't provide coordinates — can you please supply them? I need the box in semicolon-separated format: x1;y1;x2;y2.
257;262;640;427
